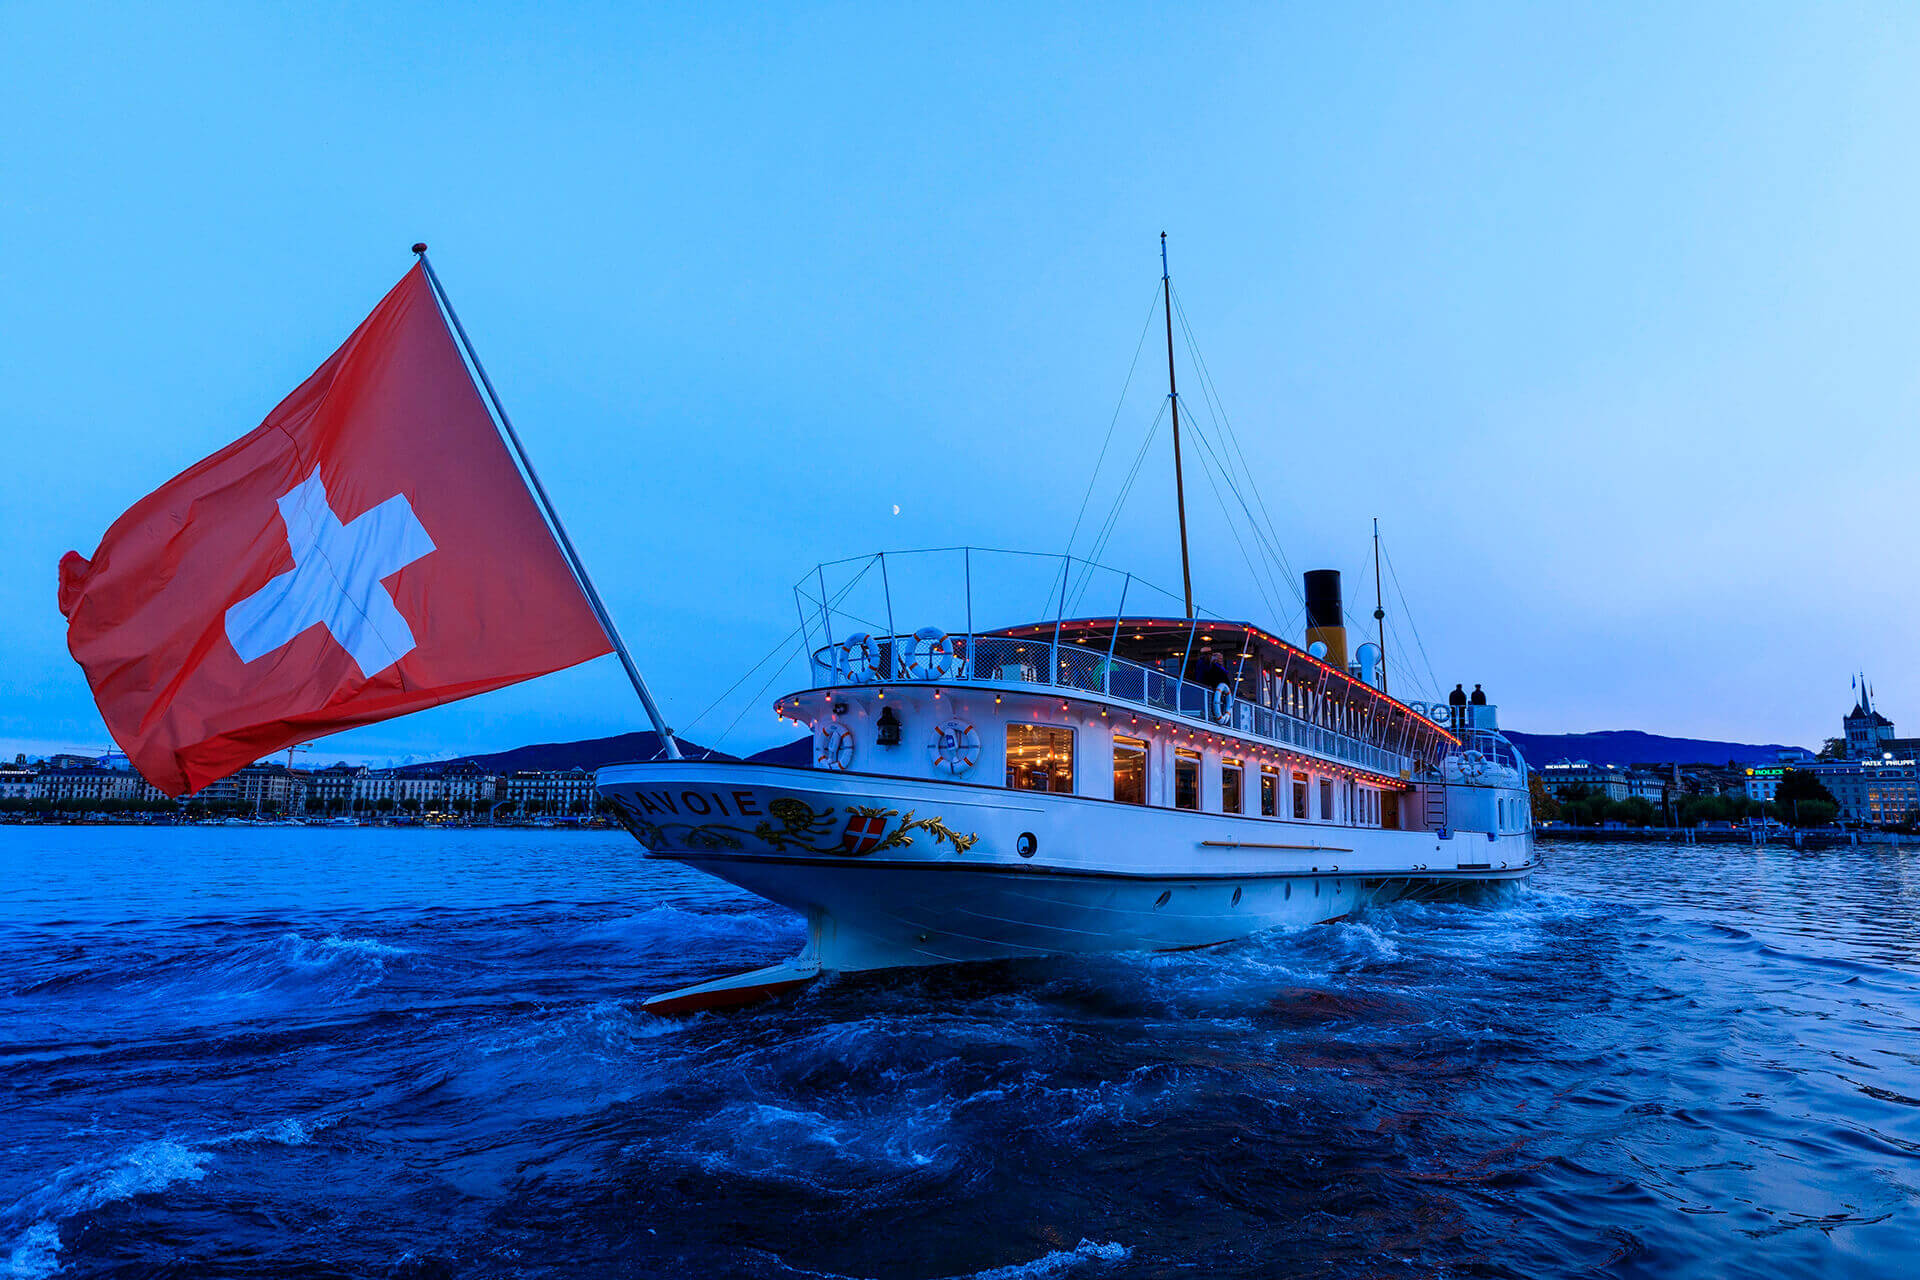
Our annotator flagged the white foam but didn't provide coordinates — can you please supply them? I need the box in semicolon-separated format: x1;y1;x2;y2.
944;1239;1131;1279
6;1222;62;1280
3;1139;211;1279
3;1114;332;1279
274;932;407;967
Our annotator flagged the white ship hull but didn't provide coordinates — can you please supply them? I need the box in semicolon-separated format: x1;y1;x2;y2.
598;761;1531;1005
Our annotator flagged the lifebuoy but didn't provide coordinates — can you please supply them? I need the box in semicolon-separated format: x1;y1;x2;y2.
904;626;959;680
927;718;982;776
1457;749;1489;782
837;633;883;683
1209;682;1234;724
815;722;855;771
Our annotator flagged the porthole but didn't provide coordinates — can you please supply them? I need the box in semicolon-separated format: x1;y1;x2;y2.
1154;890;1172;909
1015;832;1038;858
1230;886;1242;907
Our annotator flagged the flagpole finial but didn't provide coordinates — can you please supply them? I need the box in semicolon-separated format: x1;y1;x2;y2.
411;242;428;255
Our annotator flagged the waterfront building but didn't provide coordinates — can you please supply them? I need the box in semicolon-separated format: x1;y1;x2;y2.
1624;769;1669;806
1803;758;1920;825
304;764;367;814
1745;763;1787;804
229;763;304;813
36;765;166;806
6;748;607;820
0;765;38;801
355;769;441;811
1540;760;1629;801
1679;764;1750;799
500;767;595;815
426;761;500;809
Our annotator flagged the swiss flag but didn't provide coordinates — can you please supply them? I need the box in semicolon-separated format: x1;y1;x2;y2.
58;263;613;797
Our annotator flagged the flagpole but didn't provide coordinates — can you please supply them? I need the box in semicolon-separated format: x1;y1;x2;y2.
411;244;683;761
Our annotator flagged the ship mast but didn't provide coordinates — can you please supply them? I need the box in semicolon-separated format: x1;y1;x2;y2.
1161;232;1194;618
1372;517;1388;694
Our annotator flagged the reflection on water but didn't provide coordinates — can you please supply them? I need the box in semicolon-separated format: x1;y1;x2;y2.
2;829;1918;1278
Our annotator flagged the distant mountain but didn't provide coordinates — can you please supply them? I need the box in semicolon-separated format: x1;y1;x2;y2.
1503;730;1807;768
425;730;730;774
748;736;814;766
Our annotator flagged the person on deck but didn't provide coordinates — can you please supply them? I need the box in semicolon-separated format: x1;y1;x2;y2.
1470;684;1487;706
1448;683;1468;728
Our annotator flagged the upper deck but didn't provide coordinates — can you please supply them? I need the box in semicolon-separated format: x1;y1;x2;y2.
783;550;1461;781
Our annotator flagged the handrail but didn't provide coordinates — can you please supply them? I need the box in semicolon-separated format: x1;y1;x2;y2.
800;632;1427;779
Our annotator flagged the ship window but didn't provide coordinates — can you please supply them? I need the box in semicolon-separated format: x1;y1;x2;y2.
1260;768;1278;817
1175;749;1200;811
1113;735;1148;805
1319;778;1334;821
1222;759;1243;814
1006;725;1074;794
1292;771;1309;820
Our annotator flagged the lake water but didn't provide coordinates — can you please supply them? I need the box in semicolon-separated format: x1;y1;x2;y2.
2;828;1917;1279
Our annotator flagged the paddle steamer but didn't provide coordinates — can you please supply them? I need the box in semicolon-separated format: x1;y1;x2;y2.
598;245;1532;1013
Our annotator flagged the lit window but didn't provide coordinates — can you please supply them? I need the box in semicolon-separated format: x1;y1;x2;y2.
1113;736;1148;806
1292;771;1309;820
1261;768;1278;817
1175;749;1200;811
1222;759;1243;815
1319;778;1335;821
1006;725;1074;794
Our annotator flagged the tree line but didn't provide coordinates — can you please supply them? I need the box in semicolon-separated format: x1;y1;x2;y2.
1535;770;1869;830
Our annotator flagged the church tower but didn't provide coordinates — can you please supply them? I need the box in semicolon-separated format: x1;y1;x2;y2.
1844;676;1896;759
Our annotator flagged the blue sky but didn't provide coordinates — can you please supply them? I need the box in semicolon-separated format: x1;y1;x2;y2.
5;2;1919;763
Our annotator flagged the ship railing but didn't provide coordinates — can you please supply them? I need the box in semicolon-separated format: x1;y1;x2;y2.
806;633;1415;778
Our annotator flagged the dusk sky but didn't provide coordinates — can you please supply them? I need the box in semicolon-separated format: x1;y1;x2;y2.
6;3;1920;764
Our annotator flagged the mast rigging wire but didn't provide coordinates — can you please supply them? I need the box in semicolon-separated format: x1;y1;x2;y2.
1180;418;1290;627
1172;289;1306;611
1061;286;1167;566
1070;400;1169;609
1379;536;1444;700
1163;348;1299;629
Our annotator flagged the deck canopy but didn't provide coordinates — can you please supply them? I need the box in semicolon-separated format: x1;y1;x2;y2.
989;616;1458;758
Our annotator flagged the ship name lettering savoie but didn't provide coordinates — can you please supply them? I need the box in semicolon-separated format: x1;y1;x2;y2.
626;787;766;818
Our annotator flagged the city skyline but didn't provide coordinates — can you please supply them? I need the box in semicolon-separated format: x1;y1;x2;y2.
8;5;1920;769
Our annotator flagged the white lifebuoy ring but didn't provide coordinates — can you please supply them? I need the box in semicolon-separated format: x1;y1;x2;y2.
1457;749;1488;782
1209;682;1234;725
815;722;855;771
928;718;982;776
904;626;959;680
837;633;883;683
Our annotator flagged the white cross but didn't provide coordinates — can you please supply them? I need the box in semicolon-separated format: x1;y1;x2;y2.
225;468;436;679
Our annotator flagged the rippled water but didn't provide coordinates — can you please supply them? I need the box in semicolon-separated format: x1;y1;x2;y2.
3;828;1918;1279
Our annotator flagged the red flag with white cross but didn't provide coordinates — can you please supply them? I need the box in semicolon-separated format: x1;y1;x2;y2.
57;263;613;797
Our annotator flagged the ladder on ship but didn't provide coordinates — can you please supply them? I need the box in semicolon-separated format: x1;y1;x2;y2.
1423;785;1447;833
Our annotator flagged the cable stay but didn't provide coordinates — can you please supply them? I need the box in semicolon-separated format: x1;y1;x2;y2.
1060;284;1166;568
